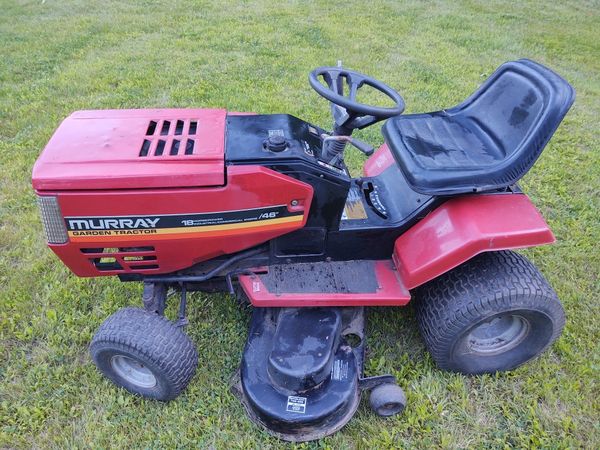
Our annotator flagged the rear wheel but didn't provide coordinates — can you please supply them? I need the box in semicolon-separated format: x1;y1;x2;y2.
90;307;198;400
415;251;565;374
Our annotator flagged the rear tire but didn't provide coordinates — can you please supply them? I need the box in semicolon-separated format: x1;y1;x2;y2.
90;307;198;401
414;251;565;374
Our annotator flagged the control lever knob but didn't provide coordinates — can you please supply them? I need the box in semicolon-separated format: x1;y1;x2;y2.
350;137;375;156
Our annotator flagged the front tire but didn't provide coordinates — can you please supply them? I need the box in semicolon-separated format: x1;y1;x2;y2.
415;251;565;374
90;307;198;400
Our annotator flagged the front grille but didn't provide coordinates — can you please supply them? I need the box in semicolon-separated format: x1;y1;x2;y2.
140;119;198;157
80;246;159;272
37;196;68;244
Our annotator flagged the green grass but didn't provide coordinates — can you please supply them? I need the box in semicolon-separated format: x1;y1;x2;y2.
1;0;599;448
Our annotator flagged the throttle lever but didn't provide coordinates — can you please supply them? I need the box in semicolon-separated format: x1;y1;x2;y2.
321;134;375;159
349;137;375;156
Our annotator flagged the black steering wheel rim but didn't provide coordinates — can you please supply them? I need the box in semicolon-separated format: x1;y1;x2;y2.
309;67;405;119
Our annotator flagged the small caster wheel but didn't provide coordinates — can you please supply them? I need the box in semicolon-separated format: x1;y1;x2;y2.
369;383;407;417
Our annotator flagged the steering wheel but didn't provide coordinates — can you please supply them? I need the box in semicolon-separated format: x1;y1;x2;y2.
309;66;405;130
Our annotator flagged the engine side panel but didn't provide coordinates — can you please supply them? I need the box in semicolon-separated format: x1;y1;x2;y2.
39;166;313;277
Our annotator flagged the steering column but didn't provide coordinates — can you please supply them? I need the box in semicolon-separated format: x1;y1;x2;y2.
309;65;405;163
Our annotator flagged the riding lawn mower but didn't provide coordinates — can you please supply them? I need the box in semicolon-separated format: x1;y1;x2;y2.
32;59;574;441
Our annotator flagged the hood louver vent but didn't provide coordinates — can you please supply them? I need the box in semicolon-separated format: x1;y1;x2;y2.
140;119;198;157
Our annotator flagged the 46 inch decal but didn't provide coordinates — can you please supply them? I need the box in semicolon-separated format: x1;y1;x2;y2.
64;205;303;240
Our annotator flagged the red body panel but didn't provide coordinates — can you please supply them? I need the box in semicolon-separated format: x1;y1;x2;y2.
40;166;313;276
32;109;227;190
393;194;555;290
239;260;411;307
363;143;395;177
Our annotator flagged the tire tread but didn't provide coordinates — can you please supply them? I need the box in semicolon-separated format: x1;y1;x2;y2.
90;307;198;400
414;251;565;373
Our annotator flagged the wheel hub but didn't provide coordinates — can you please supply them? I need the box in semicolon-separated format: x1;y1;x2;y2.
110;354;157;388
467;314;530;355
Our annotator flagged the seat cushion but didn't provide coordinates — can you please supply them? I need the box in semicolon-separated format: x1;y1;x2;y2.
394;113;505;169
383;59;575;195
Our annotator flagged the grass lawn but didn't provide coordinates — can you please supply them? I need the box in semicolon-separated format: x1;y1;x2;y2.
1;0;599;448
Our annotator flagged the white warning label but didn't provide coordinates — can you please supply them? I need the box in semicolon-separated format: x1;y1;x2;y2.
286;395;307;414
331;359;349;381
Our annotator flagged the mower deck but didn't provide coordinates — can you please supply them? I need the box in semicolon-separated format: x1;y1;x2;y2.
238;260;410;307
231;306;399;442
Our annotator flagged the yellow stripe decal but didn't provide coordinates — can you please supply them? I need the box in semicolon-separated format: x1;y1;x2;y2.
67;215;303;239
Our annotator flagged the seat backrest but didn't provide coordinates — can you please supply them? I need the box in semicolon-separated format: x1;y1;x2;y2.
449;59;575;178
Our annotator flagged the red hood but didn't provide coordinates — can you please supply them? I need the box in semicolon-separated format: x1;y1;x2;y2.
32;108;227;191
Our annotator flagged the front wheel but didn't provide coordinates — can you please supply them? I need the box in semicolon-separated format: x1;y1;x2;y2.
90;307;198;400
415;251;565;374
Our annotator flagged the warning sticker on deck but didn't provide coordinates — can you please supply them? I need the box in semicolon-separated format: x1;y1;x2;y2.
286;396;307;414
331;359;349;381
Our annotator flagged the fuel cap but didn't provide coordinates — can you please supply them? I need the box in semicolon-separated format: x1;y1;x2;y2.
264;135;288;152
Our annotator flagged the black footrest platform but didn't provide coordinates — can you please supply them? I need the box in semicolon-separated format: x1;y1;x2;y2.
262;260;379;295
238;260;410;307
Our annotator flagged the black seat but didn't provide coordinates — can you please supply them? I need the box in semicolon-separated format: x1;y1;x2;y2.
382;59;575;195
